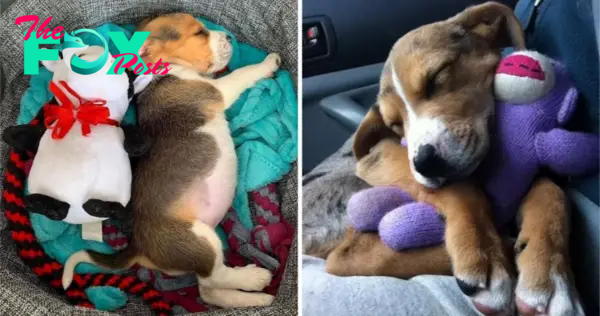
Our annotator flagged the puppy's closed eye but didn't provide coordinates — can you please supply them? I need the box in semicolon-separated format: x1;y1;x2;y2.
425;63;451;98
195;28;208;36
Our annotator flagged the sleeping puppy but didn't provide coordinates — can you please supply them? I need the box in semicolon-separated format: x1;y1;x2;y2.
62;13;281;308
327;2;583;316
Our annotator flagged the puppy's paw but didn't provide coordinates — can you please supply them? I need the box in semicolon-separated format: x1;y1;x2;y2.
199;287;275;308
452;247;514;315
250;293;275;306
265;53;281;68
447;221;514;314
262;53;281;77
515;242;584;316
236;264;273;291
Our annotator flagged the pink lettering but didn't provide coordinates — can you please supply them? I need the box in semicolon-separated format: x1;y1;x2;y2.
143;63;154;75
36;17;53;39
16;15;64;40
160;65;172;75
103;53;172;75
50;26;63;40
133;61;145;75
112;53;139;74
15;15;39;40
153;59;171;75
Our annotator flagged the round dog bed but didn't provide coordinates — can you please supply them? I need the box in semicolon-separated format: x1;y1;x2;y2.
0;0;297;315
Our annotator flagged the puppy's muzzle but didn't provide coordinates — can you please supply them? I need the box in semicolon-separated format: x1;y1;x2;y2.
413;144;454;178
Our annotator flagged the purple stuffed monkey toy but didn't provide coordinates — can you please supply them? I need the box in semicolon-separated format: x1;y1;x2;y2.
348;50;600;251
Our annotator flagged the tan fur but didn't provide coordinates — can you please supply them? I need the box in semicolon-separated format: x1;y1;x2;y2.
62;13;281;308
326;227;452;278
356;3;524;164
327;2;579;314
141;75;224;122
338;3;526;282
337;139;512;282
138;13;215;73
515;178;574;300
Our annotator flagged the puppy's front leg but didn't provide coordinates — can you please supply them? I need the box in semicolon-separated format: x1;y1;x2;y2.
356;139;515;314
214;53;281;108
514;178;584;316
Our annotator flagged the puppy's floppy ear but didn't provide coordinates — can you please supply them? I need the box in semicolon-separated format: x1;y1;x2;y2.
453;2;525;50
353;105;398;160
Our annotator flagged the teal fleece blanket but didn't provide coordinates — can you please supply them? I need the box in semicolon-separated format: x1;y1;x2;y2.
18;19;297;310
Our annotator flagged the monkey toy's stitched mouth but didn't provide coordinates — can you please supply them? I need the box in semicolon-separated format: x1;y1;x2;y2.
497;54;545;81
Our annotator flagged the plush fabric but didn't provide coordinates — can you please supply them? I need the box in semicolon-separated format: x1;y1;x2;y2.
13;16;296;311
3;113;172;315
347;186;444;250
378;202;444;251
125;184;294;314
348;52;599;251
0;0;297;315
480;52;599;228
347;186;413;232
512;2;599;313
21;18;297;235
302;255;482;316
224;40;297;232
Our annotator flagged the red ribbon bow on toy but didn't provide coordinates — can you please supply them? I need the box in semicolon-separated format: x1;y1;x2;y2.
44;81;119;140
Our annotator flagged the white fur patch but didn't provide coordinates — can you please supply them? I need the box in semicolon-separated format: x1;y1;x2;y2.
391;65;416;123
195;118;237;227
168;64;214;81
470;266;514;313
391;66;449;187
199;286;274;308
207;30;232;73
516;273;584;316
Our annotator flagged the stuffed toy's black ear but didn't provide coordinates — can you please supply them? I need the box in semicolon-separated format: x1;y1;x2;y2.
2;124;46;153
122;125;152;158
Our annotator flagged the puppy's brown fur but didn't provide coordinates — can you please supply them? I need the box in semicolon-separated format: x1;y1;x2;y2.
138;13;216;73
63;13;282;308
87;15;227;278
326;2;582;315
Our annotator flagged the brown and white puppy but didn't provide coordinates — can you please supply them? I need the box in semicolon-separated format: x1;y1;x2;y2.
354;2;524;189
62;13;282;308
328;2;582;316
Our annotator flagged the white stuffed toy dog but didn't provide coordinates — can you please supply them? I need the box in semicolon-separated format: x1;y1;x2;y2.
3;46;152;241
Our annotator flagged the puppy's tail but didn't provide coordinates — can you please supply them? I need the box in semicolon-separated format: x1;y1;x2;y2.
62;245;138;289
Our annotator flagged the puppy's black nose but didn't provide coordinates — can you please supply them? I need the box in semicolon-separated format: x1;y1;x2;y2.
226;34;232;42
413;144;450;178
